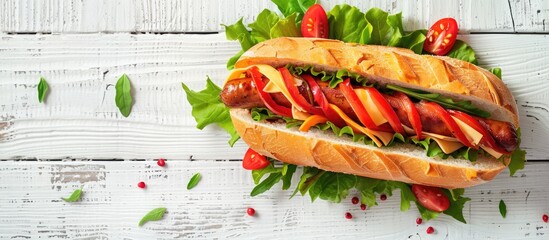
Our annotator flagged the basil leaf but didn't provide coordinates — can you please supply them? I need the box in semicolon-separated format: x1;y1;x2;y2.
386;84;491;118
249;9;280;42
250;172;282;196
270;13;301;38
138;207;167;226
508;128;526;176
442;189;470;223
271;0;315;20
182;79;240;147
38;77;49;103
115;74;133;117
490;67;502;79
446;40;478;65
62;187;83;202
498;200;507;218
281;163;297;190
187;173;202;190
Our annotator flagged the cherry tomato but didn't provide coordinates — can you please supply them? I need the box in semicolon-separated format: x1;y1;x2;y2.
424;18;458;55
411;184;450;212
301;4;329;38
247;67;292;117
242;148;269;170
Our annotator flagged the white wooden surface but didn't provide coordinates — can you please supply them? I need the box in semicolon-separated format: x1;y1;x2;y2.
1;0;549;239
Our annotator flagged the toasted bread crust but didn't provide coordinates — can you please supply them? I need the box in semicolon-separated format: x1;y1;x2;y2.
235;37;519;127
231;109;506;189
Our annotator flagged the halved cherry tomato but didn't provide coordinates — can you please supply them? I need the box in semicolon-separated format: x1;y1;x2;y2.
421;101;476;148
247;67;292;117
301;4;329;38
411;184;450;212
278;67;324;116
339;79;380;130
302;74;346;127
424;18;458;55
393;92;422;139
365;87;406;135
242;148;269;170
448;110;511;154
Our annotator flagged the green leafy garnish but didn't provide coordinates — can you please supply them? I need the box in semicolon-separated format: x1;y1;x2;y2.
442;188;470;223
138;207;167;226
38;77;49;103
251;172;283;197
446;40;478;65
508;128;526;176
386;84;490;118
490;67;502;79
62;187;83;202
182;79;240;146
499;200;507;218
271;0;315;21
187;173;202;190
115;74;133;117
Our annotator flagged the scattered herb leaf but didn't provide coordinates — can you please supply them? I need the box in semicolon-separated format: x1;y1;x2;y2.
187;173;202;190
62;187;83;202
138;207;167;226
38;77;49;103
115;74;133;117
499;200;507;218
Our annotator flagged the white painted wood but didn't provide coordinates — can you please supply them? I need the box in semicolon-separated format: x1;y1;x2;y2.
0;33;547;160
0;161;547;239
0;0;547;33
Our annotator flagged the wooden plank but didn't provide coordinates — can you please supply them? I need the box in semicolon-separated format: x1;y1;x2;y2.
0;161;547;239
0;0;545;33
0;33;547;160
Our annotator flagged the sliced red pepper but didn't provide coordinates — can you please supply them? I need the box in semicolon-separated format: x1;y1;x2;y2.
302;74;346;127
365;87;406;135
393;92;422;139
278;67;324;116
247;67;292;117
448;110;510;154
339;79;379;130
422;101;476;148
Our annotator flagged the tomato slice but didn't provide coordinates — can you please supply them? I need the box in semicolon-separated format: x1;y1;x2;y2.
393;92;422;139
411;184;450;212
301;4;329;38
247;67;292;117
448;110;511;154
278;67;324;116
365;87;406;135
242;148;269;170
421;101;476;148
339;79;380;130
302;74;346;127
424;18;458;55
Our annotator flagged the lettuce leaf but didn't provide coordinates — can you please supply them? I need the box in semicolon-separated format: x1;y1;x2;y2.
181;79;240;146
249;9;281;42
271;0;315;21
287;64;371;88
223;18;258;70
327;5;371;44
270;13;301;38
490;67;502;79
508;128;526;176
446;40;478;65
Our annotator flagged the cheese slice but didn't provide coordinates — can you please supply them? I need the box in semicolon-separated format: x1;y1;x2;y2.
292;105;311;121
432;137;465;154
481;144;504;159
422;132;460;142
355;89;388;126
329;104;384;147
451;116;483;146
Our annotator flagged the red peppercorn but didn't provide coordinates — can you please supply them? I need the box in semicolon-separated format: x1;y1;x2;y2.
360;204;367;211
157;158;166;167
426;226;434;234
416;217;423;225
351;197;359;205
345;212;352;219
137;181;146;188
380;194;387;201
543;214;548;223
247;208;255;216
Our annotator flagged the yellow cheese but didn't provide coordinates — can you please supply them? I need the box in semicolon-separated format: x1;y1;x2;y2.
355;89;388;126
451;116;483;146
431;137;465;154
329;104;384;147
481;144;504;159
292;105;311;121
422;132;459;142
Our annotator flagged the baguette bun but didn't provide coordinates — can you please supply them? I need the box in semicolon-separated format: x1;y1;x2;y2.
231;108;506;189
235;37;519;127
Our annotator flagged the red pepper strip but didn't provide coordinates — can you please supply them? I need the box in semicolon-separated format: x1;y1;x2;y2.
448;110;511;154
247;67;292;117
365;87;406;135
302;74;346;127
393;92;422;139
422;101;476;149
278;67;324;116
339;79;380;130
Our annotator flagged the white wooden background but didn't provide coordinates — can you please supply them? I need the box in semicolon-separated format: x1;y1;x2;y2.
1;0;549;239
